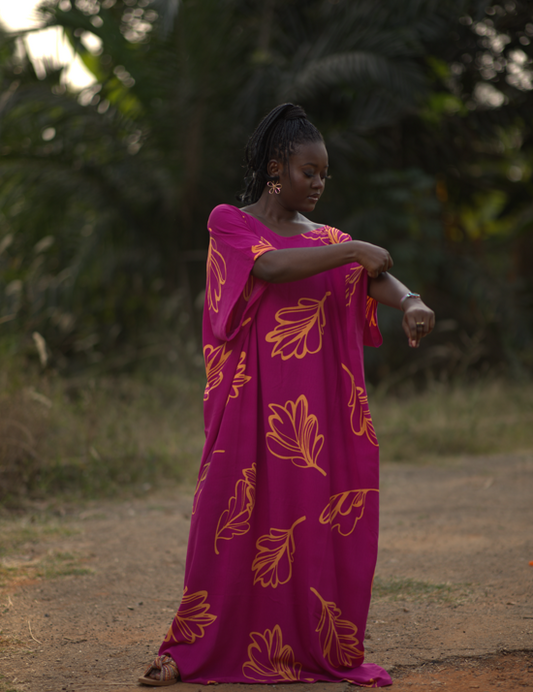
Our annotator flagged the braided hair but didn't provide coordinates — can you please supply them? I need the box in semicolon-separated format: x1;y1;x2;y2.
238;103;324;205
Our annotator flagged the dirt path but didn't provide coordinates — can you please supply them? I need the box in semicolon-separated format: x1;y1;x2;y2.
1;453;532;691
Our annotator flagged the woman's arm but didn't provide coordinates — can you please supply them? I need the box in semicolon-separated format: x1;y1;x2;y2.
369;272;435;348
252;240;393;283
253;238;434;347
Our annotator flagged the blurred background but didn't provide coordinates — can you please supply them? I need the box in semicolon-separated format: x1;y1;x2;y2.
1;0;533;503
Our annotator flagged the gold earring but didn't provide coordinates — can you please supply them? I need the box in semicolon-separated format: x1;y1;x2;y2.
267;181;282;195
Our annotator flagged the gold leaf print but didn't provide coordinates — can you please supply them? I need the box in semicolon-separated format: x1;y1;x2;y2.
266;396;326;476
252;516;306;588
319;489;378;536
342;364;379;447
206;237;227;313
345;265;364;307
243;274;254;301
163;587;217;645
366;295;378;327
226;351;252;403
192;462;211;515
266;293;331;360
242;625;306;682
214;463;256;554
301;226;348;245
310;587;364;668
192;449;224;514
252;236;276;260
203;343;233;401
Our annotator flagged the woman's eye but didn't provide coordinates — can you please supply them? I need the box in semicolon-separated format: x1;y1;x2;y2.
303;170;314;178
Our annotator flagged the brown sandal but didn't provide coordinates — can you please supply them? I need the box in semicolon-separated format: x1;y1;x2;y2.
138;654;179;687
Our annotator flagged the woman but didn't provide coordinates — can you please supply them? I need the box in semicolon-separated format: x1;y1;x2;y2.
140;103;434;687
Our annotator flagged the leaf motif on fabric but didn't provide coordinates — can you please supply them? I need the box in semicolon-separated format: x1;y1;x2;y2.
163;587;217;645
206;237;227;313
192;461;211;515
251;236;276;260
345;265;364;307
243;274;254;301
252;516;306;588
242;625;305;682
366;295;378;328
214;463;256;554
310;587;364;668
203;343;233;402
342;364;379;447
319;489;378;536
266;293;331;360
226;351;252;404
266;395;326;476
301;226;349;245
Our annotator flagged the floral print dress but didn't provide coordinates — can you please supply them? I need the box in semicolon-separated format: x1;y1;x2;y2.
158;204;392;687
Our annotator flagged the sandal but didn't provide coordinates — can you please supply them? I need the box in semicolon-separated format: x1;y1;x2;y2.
138;654;179;687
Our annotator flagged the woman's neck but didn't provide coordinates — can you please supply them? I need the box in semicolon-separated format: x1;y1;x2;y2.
244;191;300;227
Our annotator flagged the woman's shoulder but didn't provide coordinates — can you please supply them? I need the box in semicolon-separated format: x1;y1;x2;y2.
208;203;245;227
207;204;264;247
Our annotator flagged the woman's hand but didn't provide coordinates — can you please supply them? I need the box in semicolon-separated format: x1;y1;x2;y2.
367;273;436;348
402;299;436;348
351;241;394;278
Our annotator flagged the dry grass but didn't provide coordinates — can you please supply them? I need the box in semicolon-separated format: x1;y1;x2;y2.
0;523;76;559
372;576;470;603
0;359;205;503
1;356;532;503
0;390;50;502
370;379;533;462
0;676;18;692
0;551;92;591
0;518;88;596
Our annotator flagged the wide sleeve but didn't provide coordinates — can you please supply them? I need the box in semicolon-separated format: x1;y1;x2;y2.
363;293;382;347
336;229;382;349
205;204;276;341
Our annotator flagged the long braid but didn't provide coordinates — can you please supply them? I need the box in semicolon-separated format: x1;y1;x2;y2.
238;103;323;205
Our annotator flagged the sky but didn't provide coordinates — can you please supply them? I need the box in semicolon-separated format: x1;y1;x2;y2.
0;0;96;88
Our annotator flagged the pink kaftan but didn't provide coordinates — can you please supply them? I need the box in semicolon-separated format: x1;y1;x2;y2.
158;204;392;687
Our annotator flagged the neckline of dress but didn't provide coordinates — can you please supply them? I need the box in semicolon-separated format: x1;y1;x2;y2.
234;205;327;238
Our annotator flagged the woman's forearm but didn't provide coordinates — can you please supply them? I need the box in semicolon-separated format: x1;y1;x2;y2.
252;240;393;283
252;244;356;283
368;272;411;310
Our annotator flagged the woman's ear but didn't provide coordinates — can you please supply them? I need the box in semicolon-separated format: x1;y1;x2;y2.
267;158;281;179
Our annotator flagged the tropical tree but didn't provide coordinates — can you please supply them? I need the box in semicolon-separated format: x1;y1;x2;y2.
1;0;532;379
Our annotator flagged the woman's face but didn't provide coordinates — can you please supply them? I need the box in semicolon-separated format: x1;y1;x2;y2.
270;140;329;213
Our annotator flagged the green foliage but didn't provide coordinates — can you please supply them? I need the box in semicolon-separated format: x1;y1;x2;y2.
0;0;532;376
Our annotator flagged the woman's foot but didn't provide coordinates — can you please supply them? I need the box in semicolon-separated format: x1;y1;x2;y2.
138;654;179;687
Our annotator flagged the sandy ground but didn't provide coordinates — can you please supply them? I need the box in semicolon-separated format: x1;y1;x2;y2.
1;452;532;691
